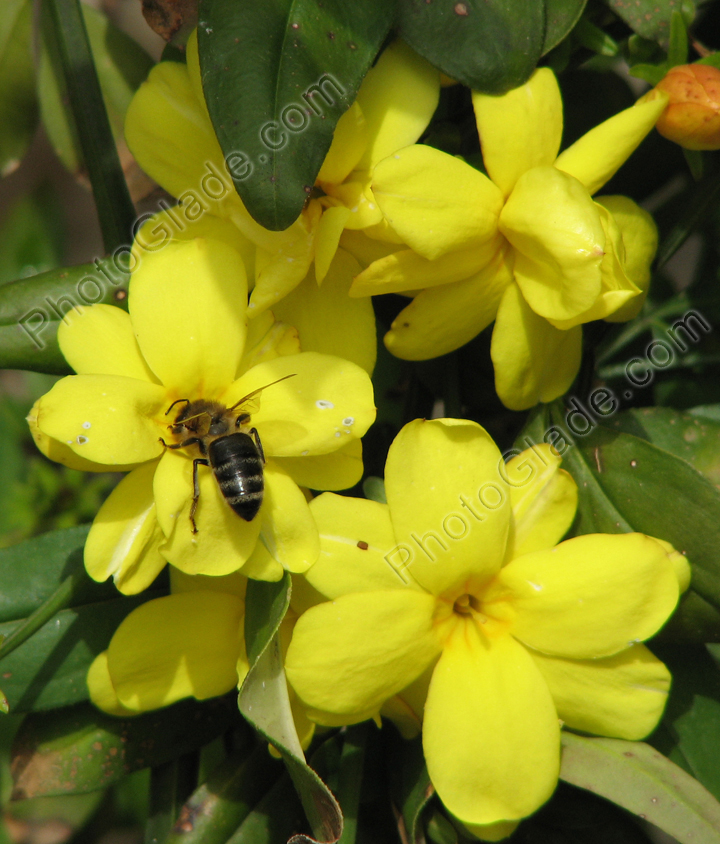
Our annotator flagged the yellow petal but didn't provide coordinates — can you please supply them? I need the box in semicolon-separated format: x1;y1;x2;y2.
472;68;563;198
504;444;578;559
259;461;319;574
554;91;669;196
224;353;375;457
153;450;262;576
500;166;604;321
238;316;301;375
323;178;384;229
598;196;658;323
130;238;247;396
107;592;244;711
170;567;247;598
27;398;139;472
241;540;285;582
87;652;138;716
385;419;511;597
300;492;418;606
459;820;519;842
317;102;367;185
423;622;559;825
58;305;158;382
85;461;167;594
286;590;441;717
125;62;238;213
35;374;167;464
351;241;497;297
491;282;582;411
372;145;503;260
384;240;512;361
272;249;376;375
339;229;403;268
274;438;363;492
234;204;319;316
355;40;440;171
530;643;670;740
315;205;352;283
492;533;680;659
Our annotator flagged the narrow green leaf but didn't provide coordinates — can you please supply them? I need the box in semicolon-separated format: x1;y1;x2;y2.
573;17;620;56
697;54;720;69
336;725;368;844
387;733;433;844
0;258;130;374
146;755;200;844
11;698;237;799
40;0;137;251
0;0;38;177
198;0;395;230
164;744;282;844
629;62;668;85
666;9;689;66
425;810;457;844
542;0;588;54
397;0;545;94
0;187;63;286
239;575;343;843
656;165;720;267
560;733;720;844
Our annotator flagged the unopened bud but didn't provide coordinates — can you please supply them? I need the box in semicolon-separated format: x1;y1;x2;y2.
654;63;720;150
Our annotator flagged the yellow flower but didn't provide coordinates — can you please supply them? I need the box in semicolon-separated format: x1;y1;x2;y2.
285;419;685;832
28;237;376;592
350;69;668;410
125;33;439;315
87;568;317;749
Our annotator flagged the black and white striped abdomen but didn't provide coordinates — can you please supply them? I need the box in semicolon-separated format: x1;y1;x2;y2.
208;432;264;521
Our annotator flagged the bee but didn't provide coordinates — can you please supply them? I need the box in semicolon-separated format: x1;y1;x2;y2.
159;374;296;533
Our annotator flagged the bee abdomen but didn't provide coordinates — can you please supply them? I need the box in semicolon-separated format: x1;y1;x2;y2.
209;433;264;522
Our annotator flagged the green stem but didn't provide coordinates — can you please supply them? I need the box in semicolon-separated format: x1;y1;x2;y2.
336;724;369;844
44;0;136;252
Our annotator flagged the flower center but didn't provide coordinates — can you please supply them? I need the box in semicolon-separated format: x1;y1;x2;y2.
452;593;488;623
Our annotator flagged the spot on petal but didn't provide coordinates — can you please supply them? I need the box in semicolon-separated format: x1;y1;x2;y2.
82;421;91;429
342;417;354;426
76;435;89;445
316;400;334;409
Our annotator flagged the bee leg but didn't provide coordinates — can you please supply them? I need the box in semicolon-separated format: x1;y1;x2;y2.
249;427;266;463
159;436;204;450
190;458;210;534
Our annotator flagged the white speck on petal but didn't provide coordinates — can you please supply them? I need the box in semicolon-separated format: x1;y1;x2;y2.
368;203;375;210
82;421;91;429
334;431;341;437
342;417;354;426
528;581;543;591
316;399;334;409
76;435;88;445
301;450;309;456
66;440;73;445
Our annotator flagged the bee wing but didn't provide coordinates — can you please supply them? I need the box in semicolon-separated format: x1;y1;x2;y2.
229;373;296;414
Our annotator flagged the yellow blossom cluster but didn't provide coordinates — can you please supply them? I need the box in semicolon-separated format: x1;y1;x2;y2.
28;32;685;840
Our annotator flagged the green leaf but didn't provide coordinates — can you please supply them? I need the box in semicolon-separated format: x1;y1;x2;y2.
336;725;369;844
0;526;166;712
239;575;343;843
607;0;694;48
629;62;669;86
0;187;64;286
573;17;620;56
0;258;129;374
0;0;38;177
198;0;395;231
387;733;433;844
666;9;689;66
560;733;720;844
650;645;720;802
543;0;589;54
361;477;386;504
11;697;238;799
38;0;143;251
548;403;720;613
397;0;545;94
163;744;282;844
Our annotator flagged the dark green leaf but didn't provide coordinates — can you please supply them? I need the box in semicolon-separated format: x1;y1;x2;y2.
629;62;668;86
39;0;139;251
650;645;720;802
164;744;282;844
543;0;589;54
198;0;395;230
146;757;199;844
336;725;368;844
11;697;238;798
397;0;544;94
387;733;433;844
606;0;693;48
0;0;38;177
0;258;129;374
239;575;343;843
228;769;305;844
548;403;720;614
573;18;620;56
560;733;720;844
666;10;689;66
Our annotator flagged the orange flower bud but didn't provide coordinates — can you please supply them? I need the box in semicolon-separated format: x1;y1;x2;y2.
654;63;720;150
